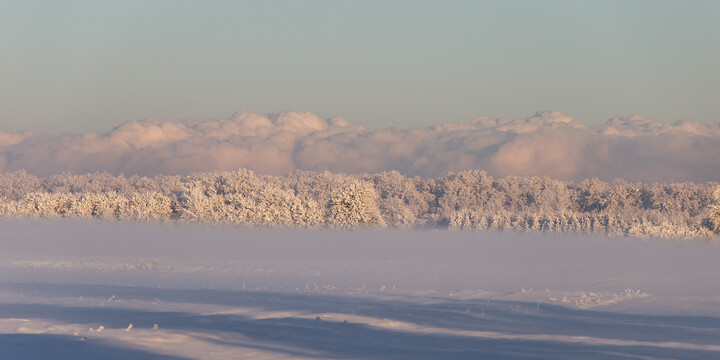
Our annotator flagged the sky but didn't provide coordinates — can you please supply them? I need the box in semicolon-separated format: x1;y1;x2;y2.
1;0;718;134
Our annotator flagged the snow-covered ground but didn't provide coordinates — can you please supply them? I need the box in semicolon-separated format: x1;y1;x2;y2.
1;220;719;359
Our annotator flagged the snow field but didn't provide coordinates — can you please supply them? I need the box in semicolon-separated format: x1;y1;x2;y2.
1;220;719;359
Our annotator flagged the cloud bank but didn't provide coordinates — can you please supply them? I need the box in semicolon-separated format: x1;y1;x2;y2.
1;110;719;182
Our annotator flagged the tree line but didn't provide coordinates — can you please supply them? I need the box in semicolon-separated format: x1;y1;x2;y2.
1;169;718;238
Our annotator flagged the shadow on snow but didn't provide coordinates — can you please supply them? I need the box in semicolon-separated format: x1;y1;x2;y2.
2;283;719;360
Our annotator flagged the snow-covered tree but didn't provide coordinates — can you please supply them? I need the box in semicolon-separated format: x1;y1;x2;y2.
709;187;720;233
0;168;717;237
328;180;385;228
126;192;174;221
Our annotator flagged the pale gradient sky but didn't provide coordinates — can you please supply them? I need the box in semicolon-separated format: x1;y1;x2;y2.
1;0;718;133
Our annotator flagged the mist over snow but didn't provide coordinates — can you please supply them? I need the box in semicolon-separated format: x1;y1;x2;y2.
3;219;720;298
1;110;719;182
4;220;720;359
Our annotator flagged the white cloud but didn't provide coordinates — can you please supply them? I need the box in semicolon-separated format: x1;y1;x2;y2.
597;115;720;137
1;110;719;182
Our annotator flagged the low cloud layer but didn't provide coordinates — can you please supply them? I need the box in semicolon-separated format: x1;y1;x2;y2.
1;110;719;182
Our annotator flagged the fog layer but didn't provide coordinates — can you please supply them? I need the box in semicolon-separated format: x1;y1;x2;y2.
3;220;719;296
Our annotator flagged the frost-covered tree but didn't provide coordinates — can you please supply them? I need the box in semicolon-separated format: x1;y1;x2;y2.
21;192;75;217
78;192;129;219
369;171;434;227
177;183;227;222
126;192;174;221
0;170;40;201
0;196;18;217
0;168;718;237
223;186;324;227
328;180;385;228
709;187;720;233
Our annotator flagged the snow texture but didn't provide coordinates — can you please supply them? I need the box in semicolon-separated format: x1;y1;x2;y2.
1;220;719;359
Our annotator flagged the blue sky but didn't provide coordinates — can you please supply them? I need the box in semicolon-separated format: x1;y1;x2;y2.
1;0;718;133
